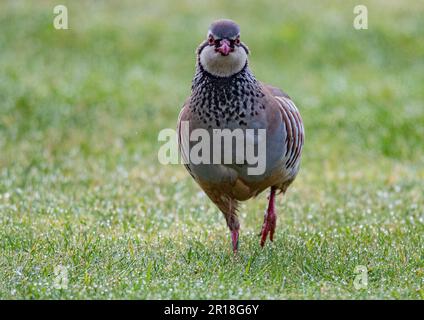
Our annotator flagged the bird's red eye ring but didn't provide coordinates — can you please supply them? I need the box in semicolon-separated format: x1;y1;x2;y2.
208;36;214;45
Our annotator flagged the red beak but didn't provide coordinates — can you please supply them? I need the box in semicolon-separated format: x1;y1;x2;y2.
216;39;231;56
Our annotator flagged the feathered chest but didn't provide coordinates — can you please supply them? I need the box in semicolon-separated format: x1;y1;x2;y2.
189;69;266;128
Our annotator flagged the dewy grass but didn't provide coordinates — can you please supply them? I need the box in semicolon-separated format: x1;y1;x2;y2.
0;0;423;299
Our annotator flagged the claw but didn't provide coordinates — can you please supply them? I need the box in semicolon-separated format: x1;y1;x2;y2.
260;213;276;247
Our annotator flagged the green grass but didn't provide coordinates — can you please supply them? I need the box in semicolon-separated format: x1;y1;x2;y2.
1;0;424;299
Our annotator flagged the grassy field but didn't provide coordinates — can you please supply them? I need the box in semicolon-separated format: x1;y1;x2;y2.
0;0;423;299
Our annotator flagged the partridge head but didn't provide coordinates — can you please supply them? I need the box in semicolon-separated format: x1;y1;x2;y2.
199;19;248;77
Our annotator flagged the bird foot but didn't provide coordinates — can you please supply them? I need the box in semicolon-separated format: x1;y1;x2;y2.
260;187;277;247
260;210;276;247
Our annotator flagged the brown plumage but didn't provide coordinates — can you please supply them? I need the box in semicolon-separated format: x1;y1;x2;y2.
177;19;304;252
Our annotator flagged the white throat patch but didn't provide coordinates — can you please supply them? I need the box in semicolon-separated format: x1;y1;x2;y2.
199;45;248;77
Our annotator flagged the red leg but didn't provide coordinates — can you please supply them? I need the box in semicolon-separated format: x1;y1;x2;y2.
260;187;277;247
231;228;239;253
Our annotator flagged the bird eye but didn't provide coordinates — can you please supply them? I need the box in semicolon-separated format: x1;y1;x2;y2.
235;38;240;45
208;36;214;45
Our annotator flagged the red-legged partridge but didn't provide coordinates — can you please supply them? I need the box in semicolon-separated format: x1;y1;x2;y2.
177;19;304;252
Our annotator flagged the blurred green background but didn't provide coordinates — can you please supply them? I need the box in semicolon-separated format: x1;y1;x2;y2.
0;0;423;299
